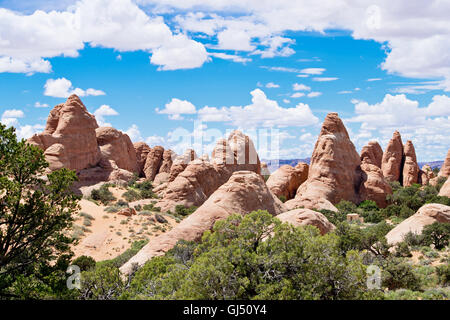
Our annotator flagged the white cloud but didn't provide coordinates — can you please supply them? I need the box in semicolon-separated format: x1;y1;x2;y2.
338;90;352;94
34;102;50;108
293;83;311;91
146;135;166;146
0;0;209;73
312;77;338;82
157;98;197;120
300;68;325;75
291;92;305;98
125;124;143;142
209;52;251;63
93;105;119;126
44;78;106;98
299;132;314;142
307;91;322;98
198;88;319;127
265;82;280;88
1;109;44;139
367;78;382;81
283;99;290;103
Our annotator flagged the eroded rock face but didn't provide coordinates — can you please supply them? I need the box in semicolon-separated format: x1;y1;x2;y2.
402;140;419;187
359;163;392;208
96;127;138;173
120;171;286;274
159;149;175;174
439;149;450;177
359;141;392;208
420;165;435;185
134;142;151;176
168;149;197;182
266;163;309;200
276;208;335;235
381;131;404;182
144;146;164;180
385;204;450;245
360;141;383;168
27;94;101;171
156;130;261;212
439;178;450;197
288;113;362;210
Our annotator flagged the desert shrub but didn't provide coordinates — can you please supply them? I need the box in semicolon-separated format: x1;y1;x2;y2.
422;222;450;250
278;195;287;203
436;176;447;192
138;211;153;216
83;218;92;227
336;200;357;214
436;265;450;286
175;205;197;217
134;180;155;199
318;209;346;225
122;189;141;202
381;258;421;291
79;212;94;220
134;204;142;212
117;200;129;207
98;240;149;269
394;242;412;258
402;231;425;247
72;256;96;272
105;206;120;213
91;185;116;204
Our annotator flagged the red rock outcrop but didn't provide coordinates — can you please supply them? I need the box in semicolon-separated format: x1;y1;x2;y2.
360;141;383;168
158;149;175;174
144;146;164;180
439;178;450;197
276;208;335;235
134;142;151;176
402;140;419;187
27;94;101;171
381;131;404;182
385;203;450;245
96;127;138;173
266;162;309;200
438;149;450;177
120;171;286;274
285;113;362;211
419;165;434;185
168;149;197;182
359;162;392;208
156;130;261;212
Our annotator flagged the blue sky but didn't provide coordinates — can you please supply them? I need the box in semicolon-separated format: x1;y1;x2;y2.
1;0;449;162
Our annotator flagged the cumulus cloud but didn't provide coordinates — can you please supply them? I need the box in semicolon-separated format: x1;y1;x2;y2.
265;82;280;88
0;0;209;73
93;105;119;126
1;109;25;127
291;92;305;98
209;52;251;63
157;98;197;120
293;83;311;91
307;92;322;98
197;88;319;127
1;108;44;139
44;78;106;98
34;102;50;108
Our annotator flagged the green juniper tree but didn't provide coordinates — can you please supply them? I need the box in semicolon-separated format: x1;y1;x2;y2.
0;123;79;298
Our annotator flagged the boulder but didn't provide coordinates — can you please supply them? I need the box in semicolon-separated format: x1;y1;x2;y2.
144;146;164;180
27;94;101;172
96;127;138;173
156;130;261;212
402;140;419;187
120;171;286;274
134;142;151;176
381;131;404;182
266;163;309;200
385;203;450;245
438;178;450;197
153;172;170;186
117;208;137;217
287;113;362;210
438;149;450;177
276;208;335;235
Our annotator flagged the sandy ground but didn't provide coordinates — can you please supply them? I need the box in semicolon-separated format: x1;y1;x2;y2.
71;187;179;262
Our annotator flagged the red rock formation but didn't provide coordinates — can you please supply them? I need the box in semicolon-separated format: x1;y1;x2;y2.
158;149;175;174
359;162;392;208
96;127;138;173
439;149;450;177
385;204;450;245
419;165;434;185
360;141;383;168
381;131;404;182
285;113;362;211
156;130;261;212
168;149;197;182
120;171;286;274
402;140;419;187
439;178;450;197
134;142;151;176
27;94;101;171
266;162;309;200
144;146;164;180
276;208;335;235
